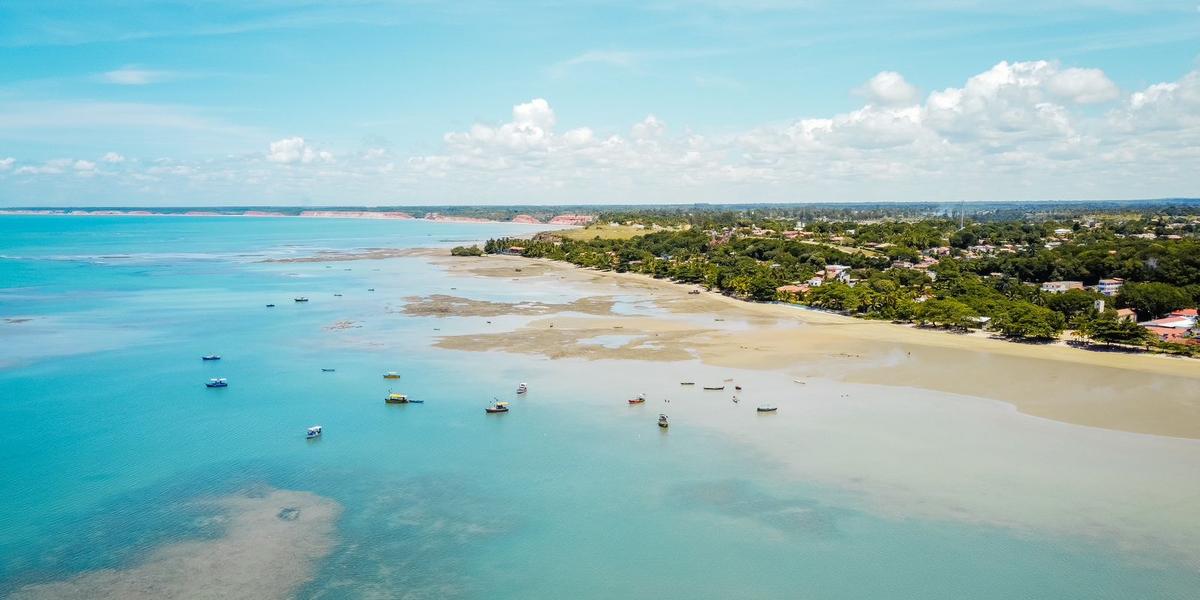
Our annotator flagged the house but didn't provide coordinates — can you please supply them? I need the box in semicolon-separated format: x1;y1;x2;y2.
1115;308;1137;322
824;265;851;283
776;284;808;300
1040;281;1084;293
1095;278;1123;296
806;276;824;287
505;246;526;255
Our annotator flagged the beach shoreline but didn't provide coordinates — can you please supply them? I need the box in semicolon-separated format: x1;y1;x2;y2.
0;209;585;227
426;251;1200;439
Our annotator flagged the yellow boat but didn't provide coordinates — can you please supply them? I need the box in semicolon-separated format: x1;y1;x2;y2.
385;392;409;404
382;371;401;379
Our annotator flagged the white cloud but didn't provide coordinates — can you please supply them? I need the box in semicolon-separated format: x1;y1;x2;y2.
102;152;125;163
859;71;919;106
631;115;666;140
266;137;333;164
73;160;96;171
7;60;1198;204
98;67;173;85
1046;67;1120;103
0;157;13;171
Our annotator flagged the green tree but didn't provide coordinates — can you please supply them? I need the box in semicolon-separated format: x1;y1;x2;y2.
1116;282;1191;319
990;302;1065;340
450;245;483;257
915;298;974;329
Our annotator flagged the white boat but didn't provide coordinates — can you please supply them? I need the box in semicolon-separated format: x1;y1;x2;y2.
516;382;528;394
306;425;322;439
205;378;228;388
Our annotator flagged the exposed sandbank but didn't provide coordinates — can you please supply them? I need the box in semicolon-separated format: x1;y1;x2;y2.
431;253;1200;439
11;489;340;600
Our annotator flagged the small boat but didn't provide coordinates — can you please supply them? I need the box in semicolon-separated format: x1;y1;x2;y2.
735;385;742;391
680;382;695;386
266;304;276;308
757;406;778;413
306;425;322;439
205;378;228;388
367;288;375;292
201;355;221;361
658;414;669;428
294;297;309;302
485;401;510;414
703;385;725;391
628;393;647;404
407;398;425;404
382;371;401;379
333;293;343;297
516;383;528;395
321;368;336;372
385;392;409;404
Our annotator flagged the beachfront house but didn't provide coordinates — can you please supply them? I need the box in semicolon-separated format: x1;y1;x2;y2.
1040;281;1084;293
824;265;851;283
1139;309;1198;342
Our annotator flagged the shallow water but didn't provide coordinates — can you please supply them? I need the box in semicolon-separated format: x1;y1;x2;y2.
1;215;1197;599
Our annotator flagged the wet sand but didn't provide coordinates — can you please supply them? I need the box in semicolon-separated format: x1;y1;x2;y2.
432;253;1200;439
11;489;340;600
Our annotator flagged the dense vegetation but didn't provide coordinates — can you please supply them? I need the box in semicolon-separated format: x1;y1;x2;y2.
483;209;1200;356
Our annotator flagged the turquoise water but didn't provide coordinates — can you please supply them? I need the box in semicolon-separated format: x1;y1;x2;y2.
1;215;1196;599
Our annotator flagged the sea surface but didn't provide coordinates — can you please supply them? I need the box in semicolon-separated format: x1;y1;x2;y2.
1;215;1197;599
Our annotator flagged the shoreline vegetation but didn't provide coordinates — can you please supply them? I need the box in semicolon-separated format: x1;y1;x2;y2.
474;205;1200;360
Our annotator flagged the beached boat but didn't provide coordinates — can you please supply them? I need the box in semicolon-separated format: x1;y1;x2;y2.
205;378;228;388
382;371;401;379
756;406;778;413
485;401;510;414
306;425;322;439
201;354;221;361
703;385;725;391
658;414;669;428
628;393;647;404
385;392;409;404
516;383;528;394
294;297;309;302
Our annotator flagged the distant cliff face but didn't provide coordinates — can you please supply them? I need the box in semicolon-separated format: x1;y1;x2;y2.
548;214;595;226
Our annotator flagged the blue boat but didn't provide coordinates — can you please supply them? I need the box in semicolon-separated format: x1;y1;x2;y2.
205;378;228;388
201;355;221;361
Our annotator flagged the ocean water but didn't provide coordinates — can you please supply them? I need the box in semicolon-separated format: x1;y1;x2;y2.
1;215;1197;599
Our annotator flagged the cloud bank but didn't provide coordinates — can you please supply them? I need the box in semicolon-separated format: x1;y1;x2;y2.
2;60;1197;204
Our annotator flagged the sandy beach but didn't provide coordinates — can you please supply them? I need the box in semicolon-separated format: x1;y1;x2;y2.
426;252;1200;439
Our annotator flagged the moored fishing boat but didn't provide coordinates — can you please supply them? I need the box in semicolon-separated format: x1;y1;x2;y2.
321;368;336;372
628;393;647;404
485;400;510;414
757;405;778;413
680;381;695;386
201;354;221;361
382;371;401;379
306;425;322;439
658;414;669;428
516;382;528;394
294;297;309;302
205;378;228;388
703;385;725;391
385;392;409;404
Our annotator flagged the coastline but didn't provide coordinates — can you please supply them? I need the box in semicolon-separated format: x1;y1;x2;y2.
0;209;587;227
428;252;1200;439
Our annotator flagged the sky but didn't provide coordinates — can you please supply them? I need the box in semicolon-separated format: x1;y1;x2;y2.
0;1;1198;206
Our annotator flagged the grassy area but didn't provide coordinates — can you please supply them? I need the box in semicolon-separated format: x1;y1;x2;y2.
554;224;660;241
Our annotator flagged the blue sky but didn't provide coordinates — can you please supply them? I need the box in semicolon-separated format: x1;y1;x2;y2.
1;1;1198;206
